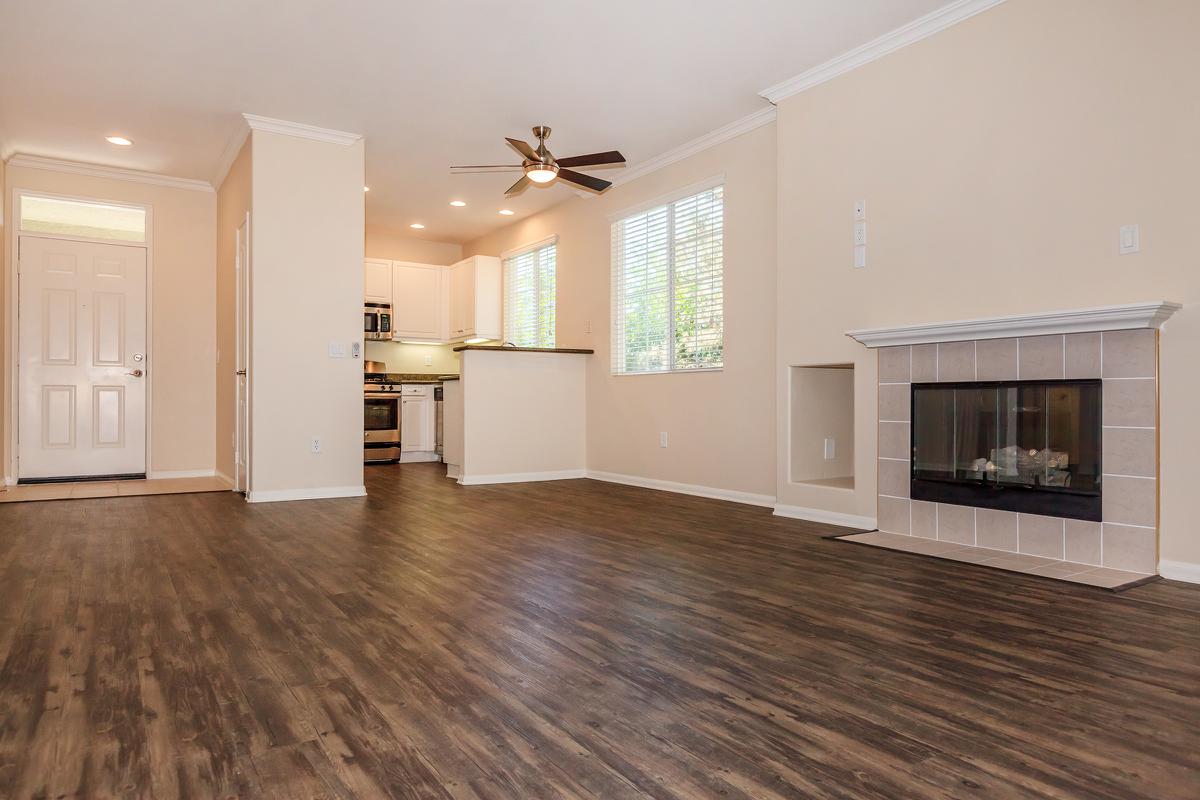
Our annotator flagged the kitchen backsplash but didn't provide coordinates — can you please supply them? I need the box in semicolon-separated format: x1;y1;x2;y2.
363;340;461;374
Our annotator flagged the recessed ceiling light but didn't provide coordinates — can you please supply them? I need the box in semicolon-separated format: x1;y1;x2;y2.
410;223;425;229
105;136;133;146
363;186;370;192
498;209;514;216
449;200;466;207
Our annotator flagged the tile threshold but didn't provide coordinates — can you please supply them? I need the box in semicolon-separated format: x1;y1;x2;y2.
837;530;1156;591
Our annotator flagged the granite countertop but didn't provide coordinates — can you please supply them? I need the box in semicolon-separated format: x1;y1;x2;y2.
438;375;460;381
452;345;595;354
368;372;459;384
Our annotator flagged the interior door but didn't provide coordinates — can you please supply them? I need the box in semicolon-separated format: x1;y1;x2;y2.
17;236;148;479
235;215;251;492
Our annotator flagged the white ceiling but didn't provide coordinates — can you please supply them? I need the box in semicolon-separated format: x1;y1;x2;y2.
0;0;948;243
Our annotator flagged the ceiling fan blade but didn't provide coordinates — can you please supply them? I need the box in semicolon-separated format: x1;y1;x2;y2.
505;138;539;161
554;150;625;169
505;175;531;196
557;168;612;193
450;164;523;173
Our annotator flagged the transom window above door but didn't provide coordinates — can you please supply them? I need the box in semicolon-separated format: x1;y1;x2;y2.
502;237;557;348
17;193;147;243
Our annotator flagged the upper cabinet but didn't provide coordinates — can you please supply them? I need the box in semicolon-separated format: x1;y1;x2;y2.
447;256;501;342
363;255;501;344
391;262;444;340
364;259;393;305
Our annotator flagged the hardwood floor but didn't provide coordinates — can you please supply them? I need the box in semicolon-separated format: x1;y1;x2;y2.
0;463;1196;799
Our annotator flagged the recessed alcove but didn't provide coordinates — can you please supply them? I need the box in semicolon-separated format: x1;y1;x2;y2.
790;364;855;489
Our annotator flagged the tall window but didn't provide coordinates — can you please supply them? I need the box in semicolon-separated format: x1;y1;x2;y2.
611;183;723;374
503;238;556;348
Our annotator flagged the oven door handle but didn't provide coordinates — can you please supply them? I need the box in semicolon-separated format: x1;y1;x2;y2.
365;393;401;400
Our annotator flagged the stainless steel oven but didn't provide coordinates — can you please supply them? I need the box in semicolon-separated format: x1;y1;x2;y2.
364;303;392;341
364;373;401;462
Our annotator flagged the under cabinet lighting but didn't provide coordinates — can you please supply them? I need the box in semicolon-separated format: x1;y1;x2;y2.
105;136;133;146
464;337;490;344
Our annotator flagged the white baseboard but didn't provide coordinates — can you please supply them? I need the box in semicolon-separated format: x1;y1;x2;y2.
147;469;216;479
459;469;587;486
445;464;461;480
215;470;235;487
1159;559;1200;584
246;485;367;503
773;503;876;531
585;470;776;508
399;451;440;463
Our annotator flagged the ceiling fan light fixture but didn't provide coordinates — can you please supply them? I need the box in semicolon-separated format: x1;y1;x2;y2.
525;163;558;184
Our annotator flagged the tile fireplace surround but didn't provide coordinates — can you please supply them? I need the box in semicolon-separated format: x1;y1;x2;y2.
849;303;1180;582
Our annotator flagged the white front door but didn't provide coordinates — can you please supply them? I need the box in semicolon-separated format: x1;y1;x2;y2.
17;236;148;479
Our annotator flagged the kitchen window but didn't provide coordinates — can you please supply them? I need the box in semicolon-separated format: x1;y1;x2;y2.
611;182;724;374
502;237;556;348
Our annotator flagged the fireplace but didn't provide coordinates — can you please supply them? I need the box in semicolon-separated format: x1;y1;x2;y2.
911;379;1102;521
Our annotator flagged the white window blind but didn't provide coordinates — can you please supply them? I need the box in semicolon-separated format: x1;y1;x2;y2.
503;240;556;348
611;184;724;374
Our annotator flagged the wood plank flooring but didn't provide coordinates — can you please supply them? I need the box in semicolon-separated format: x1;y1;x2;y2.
0;462;1196;799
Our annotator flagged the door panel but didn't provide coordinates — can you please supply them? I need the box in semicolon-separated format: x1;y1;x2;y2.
18;236;147;479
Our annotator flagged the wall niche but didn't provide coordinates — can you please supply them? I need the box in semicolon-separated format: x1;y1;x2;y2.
790;364;855;489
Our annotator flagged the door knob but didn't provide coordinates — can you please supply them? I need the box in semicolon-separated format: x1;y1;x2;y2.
127;369;144;378
236;369;247;376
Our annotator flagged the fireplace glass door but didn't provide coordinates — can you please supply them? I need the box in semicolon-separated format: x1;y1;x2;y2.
911;379;1102;520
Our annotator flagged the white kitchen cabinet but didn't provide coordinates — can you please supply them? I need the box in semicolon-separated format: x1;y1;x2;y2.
364;259;393;305
400;386;435;453
391;262;444;340
447;255;501;342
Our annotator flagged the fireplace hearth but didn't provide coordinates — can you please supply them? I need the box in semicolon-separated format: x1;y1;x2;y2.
911;379;1102;521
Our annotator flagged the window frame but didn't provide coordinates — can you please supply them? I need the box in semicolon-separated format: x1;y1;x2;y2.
501;234;558;349
609;176;725;376
15;190;150;245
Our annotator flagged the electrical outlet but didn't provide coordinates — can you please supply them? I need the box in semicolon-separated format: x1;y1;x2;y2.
1119;223;1140;255
659;431;668;448
824;438;836;460
424;355;433;366
311;437;321;454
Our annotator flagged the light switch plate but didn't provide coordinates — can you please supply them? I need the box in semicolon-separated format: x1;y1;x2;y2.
824;438;836;460
1119;224;1140;255
854;199;866;221
328;342;347;358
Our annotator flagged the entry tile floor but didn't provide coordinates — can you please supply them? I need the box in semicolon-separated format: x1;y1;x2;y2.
838;530;1155;589
0;475;231;502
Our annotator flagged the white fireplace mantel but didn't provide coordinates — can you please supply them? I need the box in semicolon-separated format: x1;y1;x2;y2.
846;301;1182;348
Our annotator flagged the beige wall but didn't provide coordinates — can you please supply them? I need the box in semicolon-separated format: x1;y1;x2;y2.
790;367;854;482
2;161;217;477
775;0;1200;564
464;123;778;499
215;139;252;480
248;130;364;496
366;225;461;265
459;350;587;481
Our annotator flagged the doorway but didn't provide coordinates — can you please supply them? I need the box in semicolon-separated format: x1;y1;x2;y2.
16;234;149;481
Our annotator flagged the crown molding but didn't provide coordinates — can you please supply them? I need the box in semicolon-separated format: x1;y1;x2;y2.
759;0;1008;104
242;113;362;146
212;123;250;189
603;106;776;191
5;153;214;192
846;302;1183;348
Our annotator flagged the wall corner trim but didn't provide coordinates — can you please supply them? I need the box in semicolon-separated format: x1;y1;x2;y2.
1159;560;1200;585
212;124;251;188
773;503;877;531
846;302;1183;348
246;485;367;503
242;114;363;146
758;0;1008;103
601;106;776;191
586;470;776;508
6;153;215;193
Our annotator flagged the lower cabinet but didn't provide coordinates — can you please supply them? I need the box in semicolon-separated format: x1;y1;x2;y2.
400;386;436;456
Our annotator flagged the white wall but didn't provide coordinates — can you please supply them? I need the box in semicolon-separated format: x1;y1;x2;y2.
248;130;365;498
774;0;1200;565
3;160;217;477
459;350;586;482
464;123;778;500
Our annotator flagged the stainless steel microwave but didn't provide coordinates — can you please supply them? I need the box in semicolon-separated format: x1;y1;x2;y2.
364;302;392;340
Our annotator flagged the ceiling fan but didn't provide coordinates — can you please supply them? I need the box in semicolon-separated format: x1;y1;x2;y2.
451;126;625;196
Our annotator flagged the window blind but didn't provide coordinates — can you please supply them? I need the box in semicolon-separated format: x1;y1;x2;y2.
611;184;724;374
503;240;556;348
